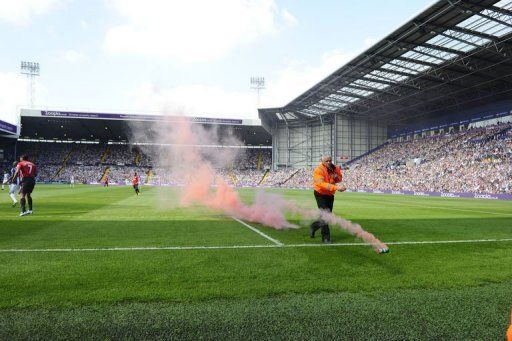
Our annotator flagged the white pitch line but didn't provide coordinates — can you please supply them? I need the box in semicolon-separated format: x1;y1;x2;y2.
0;238;511;253
0;245;276;253
384;238;512;245
358;198;512;216
231;217;283;246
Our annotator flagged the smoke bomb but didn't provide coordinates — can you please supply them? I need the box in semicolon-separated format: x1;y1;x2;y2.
130;114;388;252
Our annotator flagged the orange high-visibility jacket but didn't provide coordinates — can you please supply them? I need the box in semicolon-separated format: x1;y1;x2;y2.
313;163;343;196
507;311;512;341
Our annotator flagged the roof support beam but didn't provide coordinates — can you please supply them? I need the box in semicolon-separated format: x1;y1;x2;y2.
370;55;466;87
457;3;512;29
372;48;512;88
392;41;511;83
341;83;402;98
369;70;512;122
315;73;407;97
427;23;501;42
320;97;354;105
312;104;337;111
351;73;422;89
392;55;441;68
300;93;374;112
334;90;374;101
359;64;417;79
432;28;511;58
459;2;512;17
340;57;512;121
421;42;463;56
392;77;512;124
289;111;314;121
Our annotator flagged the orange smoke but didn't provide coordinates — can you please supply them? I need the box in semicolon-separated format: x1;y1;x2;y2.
507;310;512;341
150;115;388;251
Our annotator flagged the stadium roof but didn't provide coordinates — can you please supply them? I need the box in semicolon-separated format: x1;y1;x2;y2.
259;0;512;130
19;109;271;146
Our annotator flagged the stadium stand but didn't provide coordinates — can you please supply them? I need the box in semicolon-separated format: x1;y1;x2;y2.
15;140;272;185
344;122;512;194
16;119;511;195
9;116;511;194
275;120;512;194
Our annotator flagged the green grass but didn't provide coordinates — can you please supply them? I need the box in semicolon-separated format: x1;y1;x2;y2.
0;184;511;339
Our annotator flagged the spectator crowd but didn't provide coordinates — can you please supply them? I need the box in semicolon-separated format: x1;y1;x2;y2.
9;121;511;194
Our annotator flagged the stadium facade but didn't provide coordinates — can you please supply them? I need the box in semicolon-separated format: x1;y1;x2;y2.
17;109;270;145
0;108;271;172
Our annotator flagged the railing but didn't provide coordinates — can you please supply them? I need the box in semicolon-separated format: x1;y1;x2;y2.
258;169;270;185
100;146;110;163
51;148;74;181
100;167;110;183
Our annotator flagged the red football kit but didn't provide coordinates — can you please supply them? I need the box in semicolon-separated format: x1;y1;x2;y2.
132;175;139;186
17;160;37;179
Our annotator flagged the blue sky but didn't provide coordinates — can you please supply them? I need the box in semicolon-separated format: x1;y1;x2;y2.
0;0;434;124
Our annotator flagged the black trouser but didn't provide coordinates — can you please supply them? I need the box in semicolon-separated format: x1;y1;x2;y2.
20;177;35;212
312;191;334;240
21;177;35;195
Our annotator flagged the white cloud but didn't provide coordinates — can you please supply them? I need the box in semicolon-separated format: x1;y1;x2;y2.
281;9;298;27
80;19;89;30
0;73;27;125
128;82;257;118
364;36;378;47
262;49;357;107
0;0;67;25
103;0;297;62
62;50;90;63
127;48;356;119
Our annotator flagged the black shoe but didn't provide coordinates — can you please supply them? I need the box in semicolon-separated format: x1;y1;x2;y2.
12;202;17;208
310;225;315;238
322;238;332;244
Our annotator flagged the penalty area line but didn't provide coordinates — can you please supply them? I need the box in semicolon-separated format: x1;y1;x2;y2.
0;238;511;253
231;217;284;246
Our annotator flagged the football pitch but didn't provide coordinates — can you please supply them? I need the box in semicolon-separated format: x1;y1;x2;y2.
0;184;511;339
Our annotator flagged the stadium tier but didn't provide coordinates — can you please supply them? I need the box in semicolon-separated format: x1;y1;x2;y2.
2;106;511;196
7;117;511;195
14;140;272;184
273;121;512;194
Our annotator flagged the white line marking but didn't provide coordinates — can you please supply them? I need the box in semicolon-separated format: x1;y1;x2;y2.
358;198;512;216
0;245;276;252
231;217;283;246
0;238;511;253
384;238;512;245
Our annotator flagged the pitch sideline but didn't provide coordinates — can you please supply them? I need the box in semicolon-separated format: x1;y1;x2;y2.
231;216;284;246
0;238;512;253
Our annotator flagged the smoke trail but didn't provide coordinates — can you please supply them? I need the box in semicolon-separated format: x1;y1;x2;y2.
132;115;388;252
319;211;388;251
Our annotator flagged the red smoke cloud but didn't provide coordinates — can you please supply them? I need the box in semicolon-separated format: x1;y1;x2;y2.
151;116;388;252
